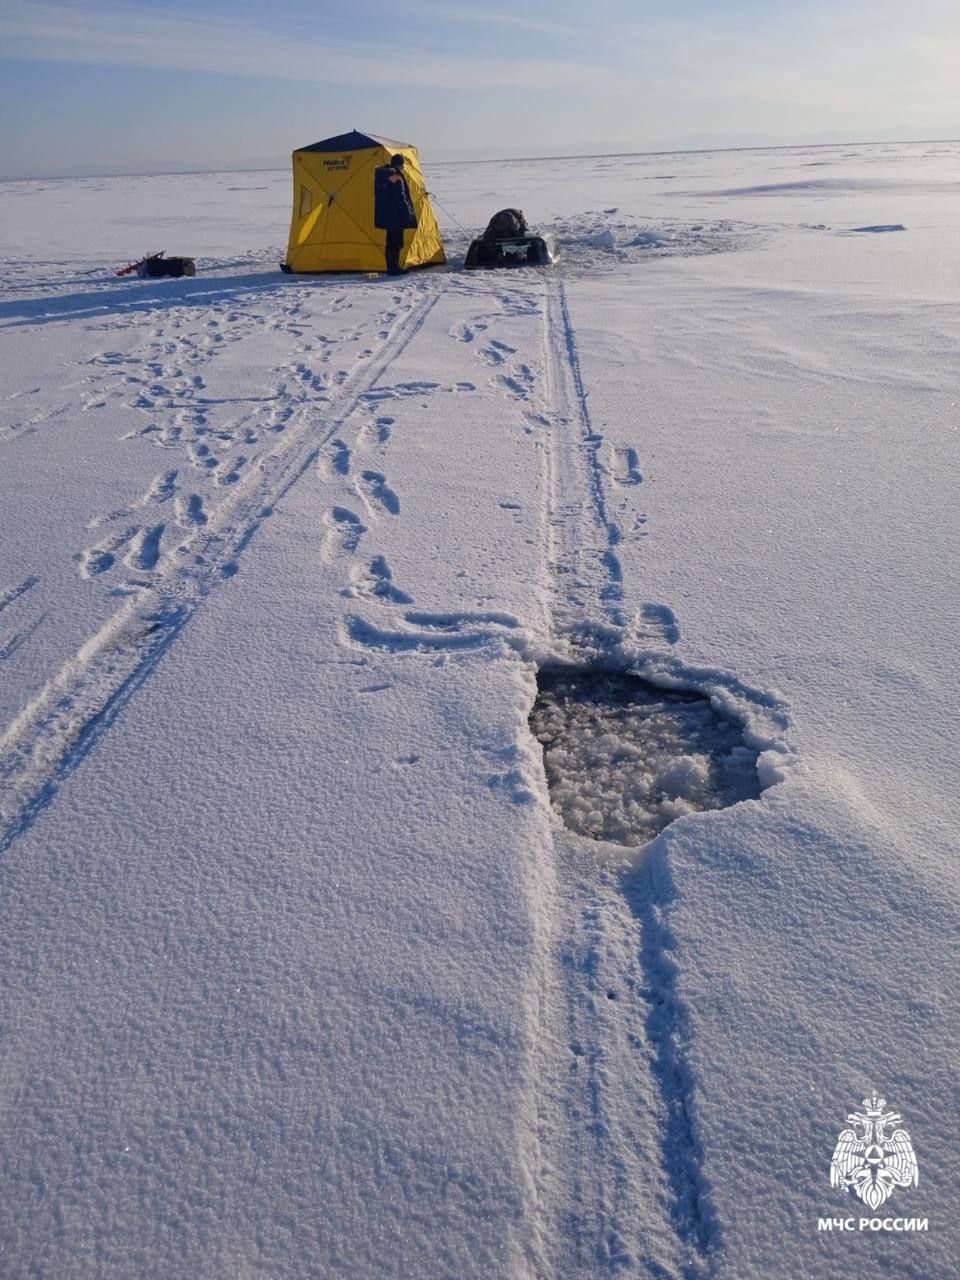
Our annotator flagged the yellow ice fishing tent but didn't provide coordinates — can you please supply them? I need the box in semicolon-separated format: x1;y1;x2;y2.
283;130;446;273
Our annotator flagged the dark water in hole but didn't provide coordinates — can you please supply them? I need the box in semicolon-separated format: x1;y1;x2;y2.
529;666;762;846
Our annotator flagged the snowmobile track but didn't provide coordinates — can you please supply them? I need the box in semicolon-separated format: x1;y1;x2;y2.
524;278;719;1279
542;280;626;638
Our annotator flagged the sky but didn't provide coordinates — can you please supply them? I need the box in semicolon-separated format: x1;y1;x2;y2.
1;0;958;178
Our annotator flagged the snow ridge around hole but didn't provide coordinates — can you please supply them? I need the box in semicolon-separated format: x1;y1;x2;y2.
530;664;763;847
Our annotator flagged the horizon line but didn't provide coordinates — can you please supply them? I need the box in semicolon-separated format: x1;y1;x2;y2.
2;134;958;184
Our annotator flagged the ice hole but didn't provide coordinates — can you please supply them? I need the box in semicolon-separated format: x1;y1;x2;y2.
529;665;762;846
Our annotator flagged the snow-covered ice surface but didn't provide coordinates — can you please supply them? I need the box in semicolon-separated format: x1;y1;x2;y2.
1;140;959;1277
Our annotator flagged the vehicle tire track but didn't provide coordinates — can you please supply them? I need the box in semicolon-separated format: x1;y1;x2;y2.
0;280;446;852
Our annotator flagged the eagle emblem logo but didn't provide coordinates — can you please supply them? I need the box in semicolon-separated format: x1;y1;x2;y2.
830;1093;918;1210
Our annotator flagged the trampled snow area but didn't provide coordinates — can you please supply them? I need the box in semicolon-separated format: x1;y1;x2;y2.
1;140;958;1278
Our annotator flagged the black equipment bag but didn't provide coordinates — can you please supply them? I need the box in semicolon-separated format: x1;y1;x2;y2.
136;252;196;279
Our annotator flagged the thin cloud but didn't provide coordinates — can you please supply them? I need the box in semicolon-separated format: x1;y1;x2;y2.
403;1;584;39
0;0;595;90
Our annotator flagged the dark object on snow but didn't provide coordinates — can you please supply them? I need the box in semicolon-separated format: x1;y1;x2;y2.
466;208;558;268
116;253;153;277
465;231;560;269
132;251;196;279
482;208;527;241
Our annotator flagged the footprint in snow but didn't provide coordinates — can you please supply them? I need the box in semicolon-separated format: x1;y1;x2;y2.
343;608;520;656
347;556;413;605
215;455;247;487
321;507;367;563
141;470;179;504
480;342;512;366
611;447;643;486
319;438;351;479
124;524;165;572
357;470;400;516
189;442;218;471
175;494;208;526
499;365;535;400
76;527;138;578
636;602;680;645
451;320;488;343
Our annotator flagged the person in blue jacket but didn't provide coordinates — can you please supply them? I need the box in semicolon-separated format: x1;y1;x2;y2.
374;154;418;275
